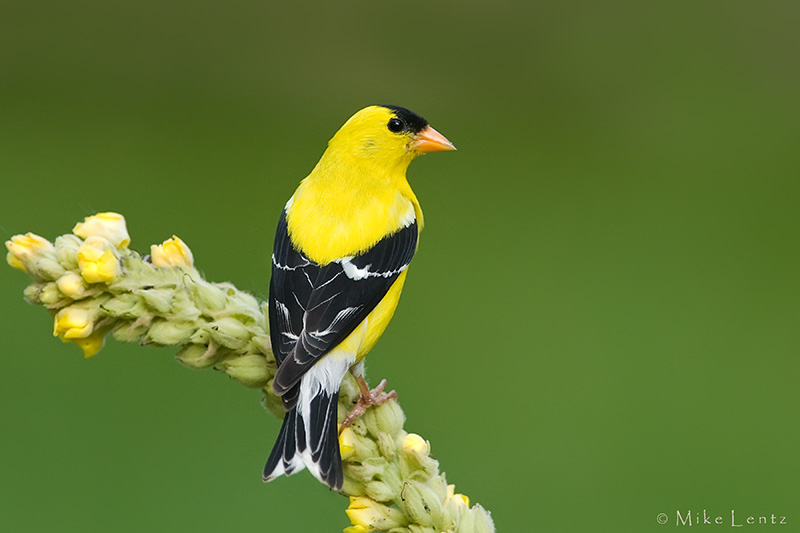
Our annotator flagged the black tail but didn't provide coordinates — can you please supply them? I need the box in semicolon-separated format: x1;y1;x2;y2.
262;388;343;490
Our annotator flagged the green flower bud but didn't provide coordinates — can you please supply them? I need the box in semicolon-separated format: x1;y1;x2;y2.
112;319;151;343
454;509;475;533
376;432;397;458
176;343;224;369
225;288;260;317
351;432;381;461
408;525;437;533
250;334;272;356
440;498;462;530
365;399;404;438
471;505;495;533
108;256;166;292
188;327;210;345
101;293;147;318
54;234;82;270
39;282;66;307
168;289;201;322
146;318;195;345
36;257;66;280
344;456;386;483
428;476;448;502
138;287;174;313
206;316;250;350
219;354;269;388
341;476;366;500
261;381;285;418
363;479;395;503
241;338;275;369
398;481;443;528
190;281;227;312
23;283;44;305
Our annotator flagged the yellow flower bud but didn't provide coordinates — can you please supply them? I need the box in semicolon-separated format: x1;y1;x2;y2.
73;212;130;248
77;236;120;283
342;526;370;533
53;307;93;339
5;233;54;273
399;432;439;481
339;426;356;460
345;497;406;530
57;272;88;299
447;484;470;508
402;433;429;455
151;235;193;268
7;253;25;271
69;328;107;358
345;497;376;526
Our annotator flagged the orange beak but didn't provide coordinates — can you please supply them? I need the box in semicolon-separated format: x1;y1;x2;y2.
411;125;457;153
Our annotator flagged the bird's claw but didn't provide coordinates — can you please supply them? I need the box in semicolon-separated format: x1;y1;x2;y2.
339;377;398;434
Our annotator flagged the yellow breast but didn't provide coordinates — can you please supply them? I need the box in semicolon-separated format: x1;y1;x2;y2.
285;163;422;265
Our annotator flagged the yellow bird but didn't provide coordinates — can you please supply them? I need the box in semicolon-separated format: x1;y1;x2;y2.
263;105;455;490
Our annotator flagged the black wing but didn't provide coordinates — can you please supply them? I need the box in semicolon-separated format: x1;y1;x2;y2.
268;210;417;400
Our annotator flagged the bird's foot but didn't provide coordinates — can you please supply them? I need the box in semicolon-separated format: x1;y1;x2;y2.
339;376;398;434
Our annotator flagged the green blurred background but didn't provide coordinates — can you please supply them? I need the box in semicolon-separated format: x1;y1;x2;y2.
2;1;799;531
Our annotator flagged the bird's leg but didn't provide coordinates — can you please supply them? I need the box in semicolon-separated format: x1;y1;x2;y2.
339;375;398;434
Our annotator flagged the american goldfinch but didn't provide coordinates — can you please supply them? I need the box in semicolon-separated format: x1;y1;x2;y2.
262;105;455;490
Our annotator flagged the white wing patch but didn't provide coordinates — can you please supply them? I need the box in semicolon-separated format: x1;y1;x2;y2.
336;256;409;280
273;253;309;271
339;257;371;280
308;306;361;340
275;301;299;341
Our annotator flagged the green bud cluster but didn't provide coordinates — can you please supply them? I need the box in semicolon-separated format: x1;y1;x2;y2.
7;222;280;415
338;376;494;533
7;215;494;532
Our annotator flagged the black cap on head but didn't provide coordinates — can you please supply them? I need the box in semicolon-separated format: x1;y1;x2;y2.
378;105;429;135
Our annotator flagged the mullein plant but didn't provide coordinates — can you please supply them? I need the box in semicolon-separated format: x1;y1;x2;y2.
6;212;494;533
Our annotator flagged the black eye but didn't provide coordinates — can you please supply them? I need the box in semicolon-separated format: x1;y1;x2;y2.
387;118;405;133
